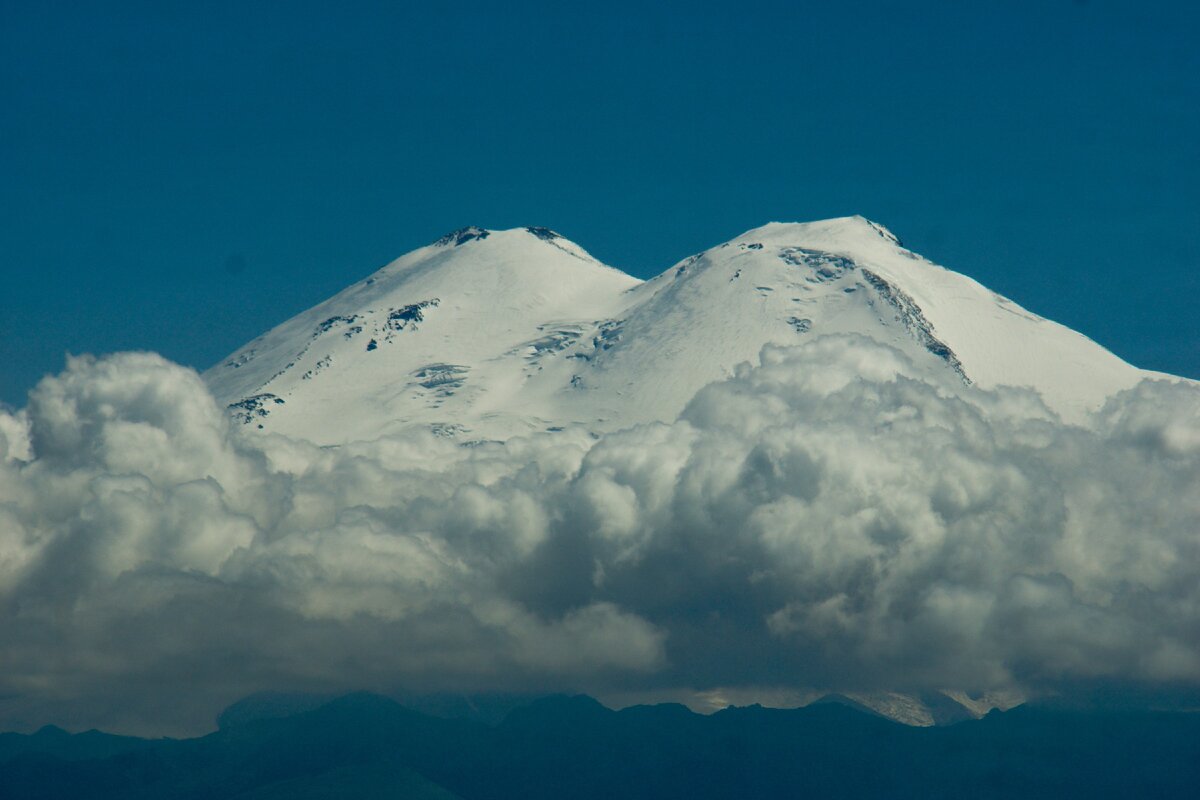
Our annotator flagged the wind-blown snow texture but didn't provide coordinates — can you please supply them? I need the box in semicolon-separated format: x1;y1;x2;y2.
1;218;1198;735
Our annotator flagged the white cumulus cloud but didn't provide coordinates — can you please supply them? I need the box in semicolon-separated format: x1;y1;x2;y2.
0;340;1198;734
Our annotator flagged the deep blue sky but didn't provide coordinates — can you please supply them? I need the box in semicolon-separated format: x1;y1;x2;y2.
2;0;1197;407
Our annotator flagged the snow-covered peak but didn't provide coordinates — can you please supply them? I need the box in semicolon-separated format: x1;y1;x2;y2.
376;225;617;281
733;214;889;241
205;219;1166;445
427;225;597;257
205;223;641;443
726;216;905;255
432;225;493;247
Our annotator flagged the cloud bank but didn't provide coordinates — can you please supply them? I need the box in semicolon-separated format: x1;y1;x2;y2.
1;339;1198;734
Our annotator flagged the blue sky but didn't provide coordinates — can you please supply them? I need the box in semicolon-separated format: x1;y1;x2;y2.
2;0;1197;406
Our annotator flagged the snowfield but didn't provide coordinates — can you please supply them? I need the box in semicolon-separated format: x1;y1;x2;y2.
206;217;1165;445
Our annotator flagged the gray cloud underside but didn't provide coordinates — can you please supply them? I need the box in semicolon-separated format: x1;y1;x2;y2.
1;336;1199;734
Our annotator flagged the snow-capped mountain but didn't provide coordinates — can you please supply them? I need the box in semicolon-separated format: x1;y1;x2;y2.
205;217;1161;444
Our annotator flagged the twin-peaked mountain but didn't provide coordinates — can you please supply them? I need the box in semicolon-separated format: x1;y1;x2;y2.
206;217;1157;444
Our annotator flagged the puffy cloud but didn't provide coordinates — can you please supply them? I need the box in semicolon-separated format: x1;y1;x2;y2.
0;338;1198;734
0;406;31;463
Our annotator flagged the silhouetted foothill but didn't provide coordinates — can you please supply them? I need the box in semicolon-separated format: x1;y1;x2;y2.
1;694;1198;799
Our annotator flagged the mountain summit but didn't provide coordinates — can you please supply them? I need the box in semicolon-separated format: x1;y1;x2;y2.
206;217;1157;444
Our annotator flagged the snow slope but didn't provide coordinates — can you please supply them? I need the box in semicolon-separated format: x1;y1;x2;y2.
205;217;1162;444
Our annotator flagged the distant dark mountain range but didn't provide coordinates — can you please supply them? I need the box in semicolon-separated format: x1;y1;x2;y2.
2;693;1197;799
